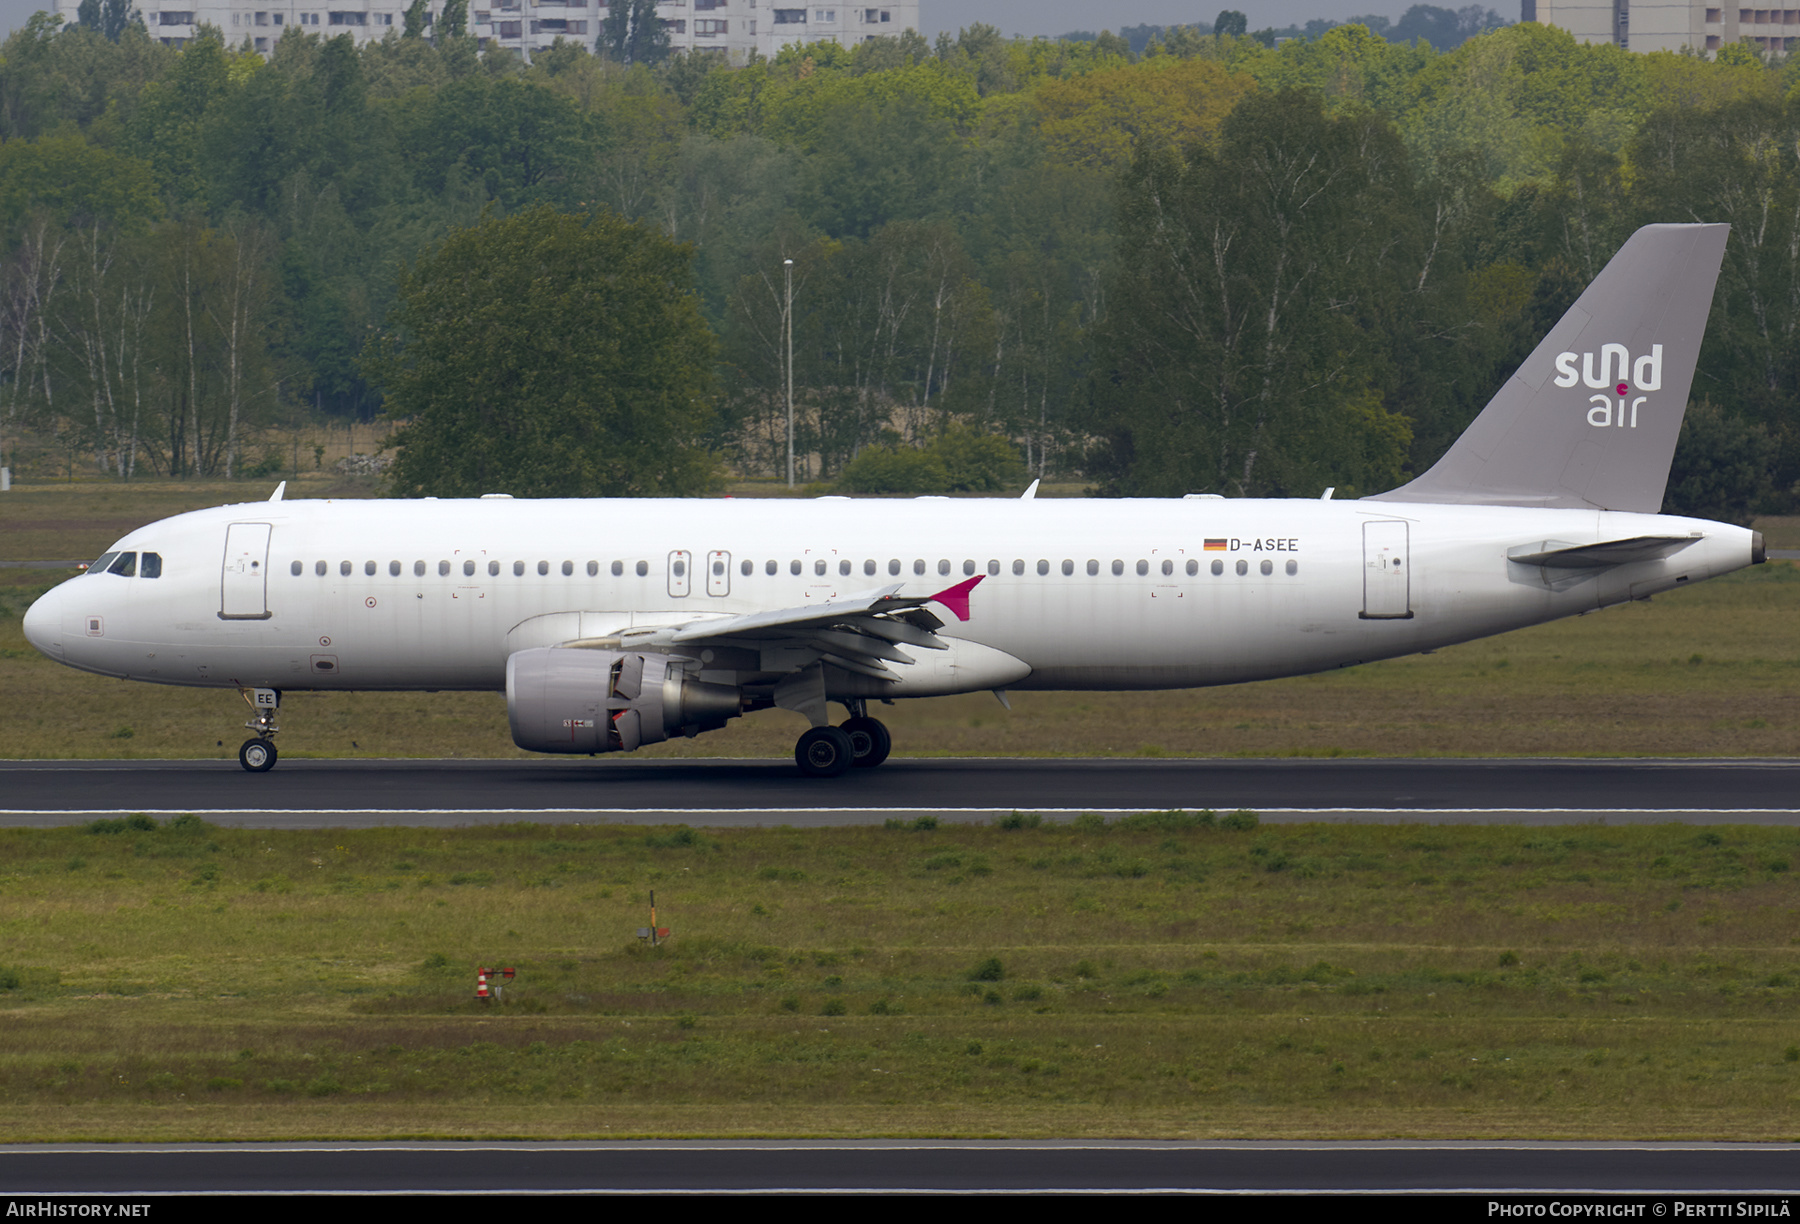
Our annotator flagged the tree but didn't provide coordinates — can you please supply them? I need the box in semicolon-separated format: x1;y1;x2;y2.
369;206;718;498
601;0;670;68
1214;10;1248;37
403;0;430;39
439;0;467;40
1088;91;1431;498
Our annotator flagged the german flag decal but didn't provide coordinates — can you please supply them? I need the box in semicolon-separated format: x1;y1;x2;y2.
1203;538;1228;551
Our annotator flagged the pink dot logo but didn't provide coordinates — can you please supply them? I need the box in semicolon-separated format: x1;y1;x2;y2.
1616;381;1629;395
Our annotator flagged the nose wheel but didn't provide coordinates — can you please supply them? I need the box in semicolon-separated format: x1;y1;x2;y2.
239;737;278;772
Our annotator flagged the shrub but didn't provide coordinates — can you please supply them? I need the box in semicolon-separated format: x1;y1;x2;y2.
969;957;1005;982
998;811;1042;830
1220;809;1260;831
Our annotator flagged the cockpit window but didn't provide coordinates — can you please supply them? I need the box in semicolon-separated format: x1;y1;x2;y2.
106;552;137;577
89;552;118;574
139;552;162;579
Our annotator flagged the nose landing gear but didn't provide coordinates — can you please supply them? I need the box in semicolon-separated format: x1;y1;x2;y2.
237;687;281;773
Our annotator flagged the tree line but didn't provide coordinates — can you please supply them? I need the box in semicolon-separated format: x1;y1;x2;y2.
1;14;1797;518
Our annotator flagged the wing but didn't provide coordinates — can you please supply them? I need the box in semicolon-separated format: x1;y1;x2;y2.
565;576;986;682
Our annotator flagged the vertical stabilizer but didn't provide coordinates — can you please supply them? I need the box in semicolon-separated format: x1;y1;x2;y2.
1368;223;1728;512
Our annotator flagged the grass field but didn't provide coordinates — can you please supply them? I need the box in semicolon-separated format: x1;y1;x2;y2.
1;478;1795;761
2;813;1800;1140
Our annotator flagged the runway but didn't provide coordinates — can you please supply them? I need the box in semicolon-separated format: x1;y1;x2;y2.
0;757;1796;827
2;1140;1798;1193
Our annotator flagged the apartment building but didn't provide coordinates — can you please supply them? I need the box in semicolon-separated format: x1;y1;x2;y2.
58;0;919;62
1528;0;1790;54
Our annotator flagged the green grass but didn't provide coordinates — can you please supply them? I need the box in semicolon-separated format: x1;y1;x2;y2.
4;814;1800;1139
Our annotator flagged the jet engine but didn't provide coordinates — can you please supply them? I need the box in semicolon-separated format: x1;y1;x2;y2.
506;647;743;754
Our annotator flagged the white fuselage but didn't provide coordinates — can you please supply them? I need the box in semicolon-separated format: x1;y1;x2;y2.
21;495;1759;699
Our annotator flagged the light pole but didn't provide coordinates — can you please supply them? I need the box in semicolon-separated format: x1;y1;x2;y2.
784;258;794;488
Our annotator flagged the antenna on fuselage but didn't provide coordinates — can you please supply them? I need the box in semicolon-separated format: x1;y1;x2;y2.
268;481;286;502
1020;479;1039;501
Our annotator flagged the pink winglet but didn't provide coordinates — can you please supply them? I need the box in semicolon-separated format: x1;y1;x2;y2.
927;574;984;622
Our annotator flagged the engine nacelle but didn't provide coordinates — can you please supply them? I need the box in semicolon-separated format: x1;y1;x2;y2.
506;647;742;754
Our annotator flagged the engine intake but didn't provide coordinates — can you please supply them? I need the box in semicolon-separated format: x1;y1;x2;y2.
506;647;742;754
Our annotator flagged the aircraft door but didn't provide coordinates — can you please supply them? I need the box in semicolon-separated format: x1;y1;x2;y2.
220;522;273;620
1360;520;1413;620
706;550;731;596
668;550;692;598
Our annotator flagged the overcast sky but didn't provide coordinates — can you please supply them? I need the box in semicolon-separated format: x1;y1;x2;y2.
0;1;1500;47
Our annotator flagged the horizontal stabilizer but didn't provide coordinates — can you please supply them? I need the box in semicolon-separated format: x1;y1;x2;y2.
1507;535;1700;569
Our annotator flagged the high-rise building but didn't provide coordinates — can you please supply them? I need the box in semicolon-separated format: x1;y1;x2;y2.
56;1;920;63
1528;0;1788;54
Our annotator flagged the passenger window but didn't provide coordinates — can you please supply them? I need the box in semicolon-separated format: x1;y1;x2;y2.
839;559;851;576
108;552;137;577
1013;560;1025;576
513;561;525;577
1061;560;1073;576
1037;560;1049;576
766;560;778;576
1235;560;1248;576
291;560;303;576
489;561;500;577
1286;560;1298;576
715;559;727;576
742;559;754;577
439;560;451;577
1138;560;1150;577
889;559;901;576
537;561;549;576
790;560;802;576
365;561;377;576
389;560;402;577
141;553;162;579
562;561;573;577
314;560;326;577
464;560;476;577
672;558;686;578
1260;559;1273;576
814;559;826;576
1161;560;1173;576
89;552;118;574
588;561;600;577
635;560;648;577
987;560;1000;576
341;561;352;577
612;561;624;577
913;560;926;576
1112;560;1124;576
1186;560;1198;576
864;559;877;576
1211;559;1223;576
410;560;423;577
1086;560;1099;576
938;560;951;576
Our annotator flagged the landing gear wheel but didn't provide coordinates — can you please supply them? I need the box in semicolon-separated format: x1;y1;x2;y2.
840;716;892;768
795;726;855;778
239;737;278;773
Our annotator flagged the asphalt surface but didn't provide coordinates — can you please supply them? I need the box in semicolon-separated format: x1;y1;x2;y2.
1;1141;1798;1193
0;756;1795;827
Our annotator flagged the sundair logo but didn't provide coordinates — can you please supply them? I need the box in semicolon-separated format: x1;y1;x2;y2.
1552;343;1662;429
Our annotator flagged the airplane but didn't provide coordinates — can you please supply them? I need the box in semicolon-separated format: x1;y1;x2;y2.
19;223;1765;777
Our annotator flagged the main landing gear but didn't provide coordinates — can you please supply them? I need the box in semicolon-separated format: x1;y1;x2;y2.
793;701;892;778
237;687;281;773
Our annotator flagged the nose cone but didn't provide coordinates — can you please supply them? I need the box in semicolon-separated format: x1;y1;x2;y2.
22;584;64;658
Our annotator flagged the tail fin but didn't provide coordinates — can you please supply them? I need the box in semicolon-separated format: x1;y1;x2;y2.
1369;223;1728;513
